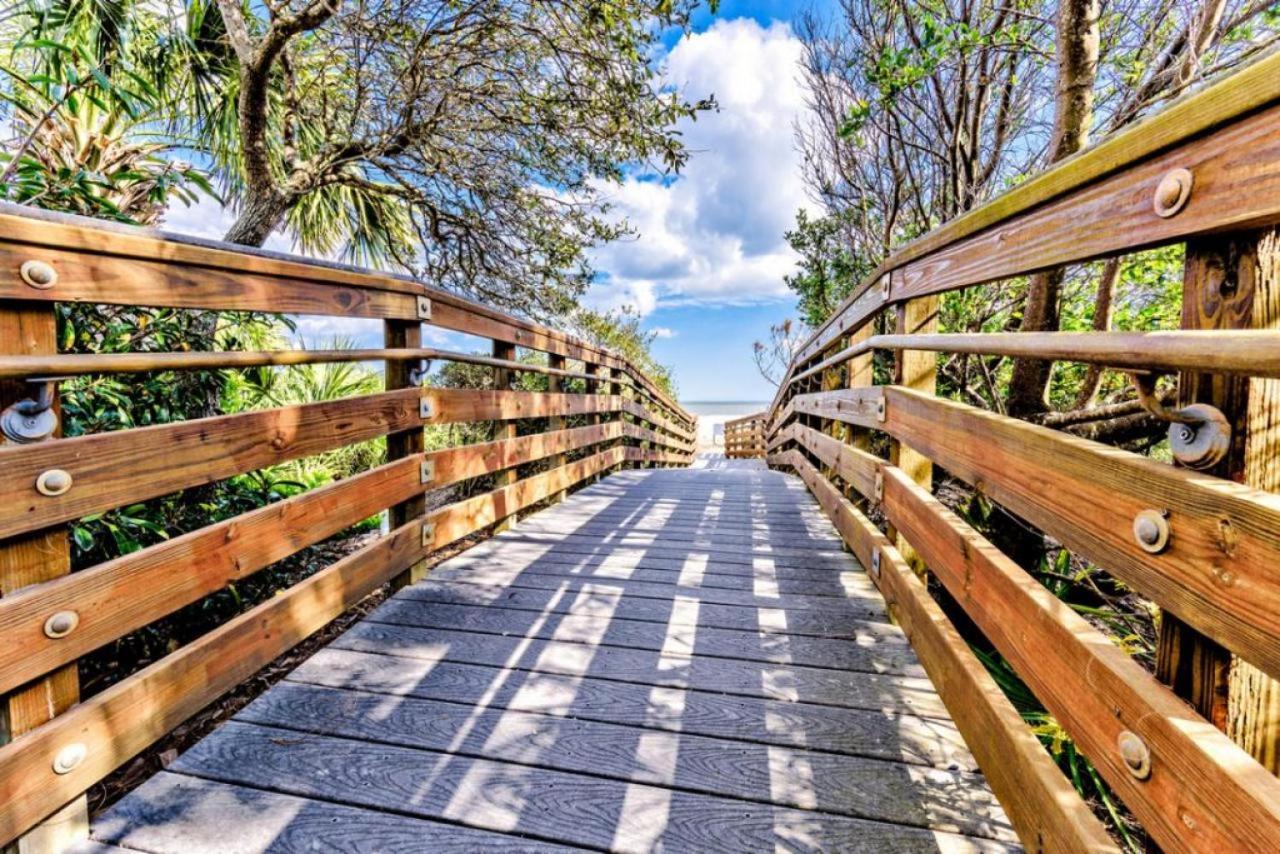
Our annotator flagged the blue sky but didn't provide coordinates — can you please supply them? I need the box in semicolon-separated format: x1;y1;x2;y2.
163;1;826;403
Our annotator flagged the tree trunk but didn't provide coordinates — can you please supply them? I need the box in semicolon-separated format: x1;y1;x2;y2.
1073;256;1121;409
1006;0;1100;417
223;189;291;247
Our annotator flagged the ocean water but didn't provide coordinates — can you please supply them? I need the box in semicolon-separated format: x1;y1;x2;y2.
680;400;770;449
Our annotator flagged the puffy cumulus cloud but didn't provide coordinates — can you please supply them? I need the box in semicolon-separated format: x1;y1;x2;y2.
586;18;815;315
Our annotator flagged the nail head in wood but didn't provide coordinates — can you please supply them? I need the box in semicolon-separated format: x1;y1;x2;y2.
19;259;58;289
1152;168;1193;218
420;459;435;484
419;397;433;419
870;548;881;578
421;521;436;548
35;468;73;497
43;610;79;639
1117;730;1151;780
874;469;884;502
415;296;432;320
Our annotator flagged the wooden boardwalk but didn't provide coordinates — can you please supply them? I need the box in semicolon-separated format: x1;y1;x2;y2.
82;457;1017;852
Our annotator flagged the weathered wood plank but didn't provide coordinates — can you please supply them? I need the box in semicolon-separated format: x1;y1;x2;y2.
289;647;973;770
235;685;1006;836
432;555;874;600
89;772;576;853
436;566;881;614
366;597;922;675
171;723;1016;852
397;578;892;638
329;621;948;717
0;453;614;846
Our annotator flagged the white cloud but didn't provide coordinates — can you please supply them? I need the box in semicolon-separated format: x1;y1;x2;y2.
586;18;817;315
650;326;677;338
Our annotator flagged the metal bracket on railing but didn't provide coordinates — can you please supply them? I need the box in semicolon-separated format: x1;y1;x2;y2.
409;359;433;386
1128;373;1230;470
1;377;66;443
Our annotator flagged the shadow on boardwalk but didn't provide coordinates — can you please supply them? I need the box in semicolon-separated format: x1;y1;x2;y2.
83;459;1019;853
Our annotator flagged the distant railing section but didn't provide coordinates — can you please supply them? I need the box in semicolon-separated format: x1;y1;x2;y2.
758;51;1280;851
0;205;696;849
723;412;767;458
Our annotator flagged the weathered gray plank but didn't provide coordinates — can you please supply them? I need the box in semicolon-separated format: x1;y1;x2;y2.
237;683;1008;836
430;568;877;612
487;532;858;566
433;557;873;600
366;597;921;674
439;541;864;584
91;772;579;853
397;579;894;637
171;722;1017;851
288;647;976;770
328;621;948;717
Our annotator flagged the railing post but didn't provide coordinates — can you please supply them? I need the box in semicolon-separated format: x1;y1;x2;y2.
888;295;938;573
384;318;427;588
547;354;567;503
1156;229;1280;761
0;301;88;853
491;339;518;531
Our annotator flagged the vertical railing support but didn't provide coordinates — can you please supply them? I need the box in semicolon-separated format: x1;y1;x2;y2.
0;301;88;854
888;295;938;575
384;318;427;588
491;339;518;531
1157;229;1280;761
547;354;567;503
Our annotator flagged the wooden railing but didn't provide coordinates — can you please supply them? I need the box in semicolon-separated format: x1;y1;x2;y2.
723;411;766;458
761;51;1280;851
0;204;696;849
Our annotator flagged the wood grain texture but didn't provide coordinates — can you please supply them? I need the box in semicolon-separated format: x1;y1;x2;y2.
0;300;87;853
89;773;575;853
232;688;1008;835
0;387;423;540
880;464;1280;851
169;722;1013;852
0;457;422;695
366;597;918;675
791;384;1280;679
289;646;975;770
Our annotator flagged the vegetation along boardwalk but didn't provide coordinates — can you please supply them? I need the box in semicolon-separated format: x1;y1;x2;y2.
79;460;1016;852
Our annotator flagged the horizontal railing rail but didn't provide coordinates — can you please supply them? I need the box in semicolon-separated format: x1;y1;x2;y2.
759;49;1280;852
0;206;696;848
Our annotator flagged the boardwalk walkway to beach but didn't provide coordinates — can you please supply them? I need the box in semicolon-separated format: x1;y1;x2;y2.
82;460;1016;852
